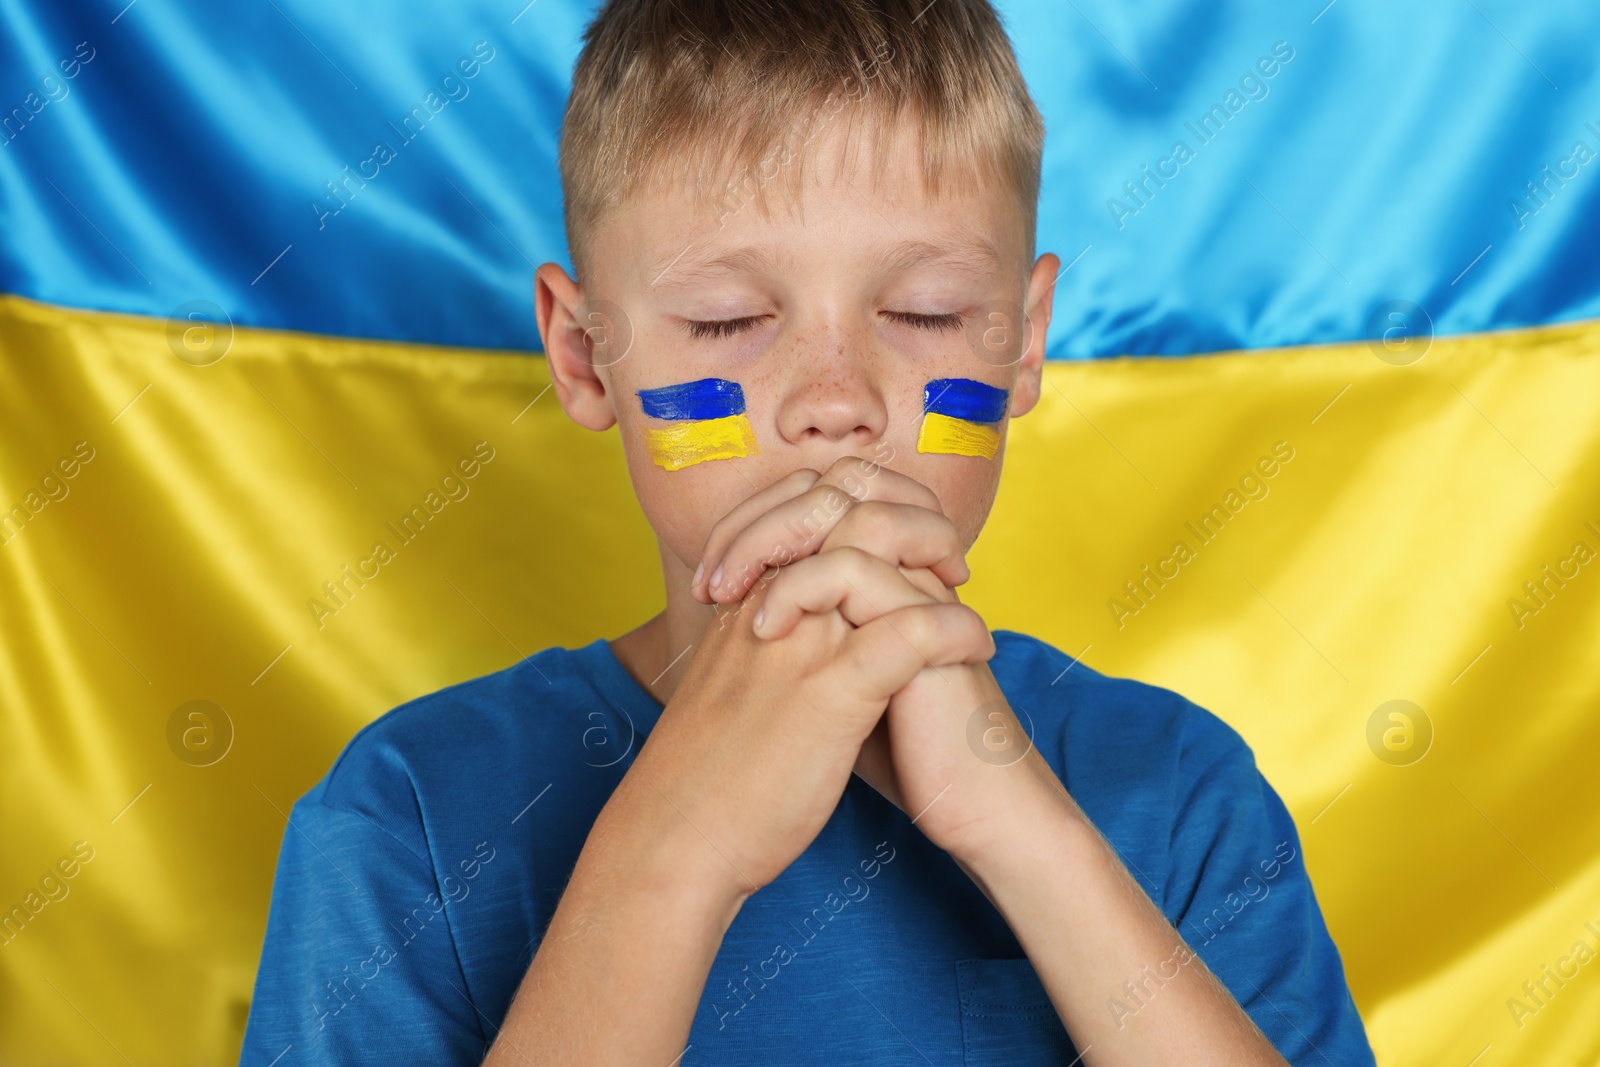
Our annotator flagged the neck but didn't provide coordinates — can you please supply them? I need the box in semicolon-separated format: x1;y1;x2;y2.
609;539;719;706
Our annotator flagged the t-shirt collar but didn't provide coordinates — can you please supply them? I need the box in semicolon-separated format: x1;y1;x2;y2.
571;636;668;738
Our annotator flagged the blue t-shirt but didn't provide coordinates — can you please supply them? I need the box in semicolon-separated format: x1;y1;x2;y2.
239;631;1375;1066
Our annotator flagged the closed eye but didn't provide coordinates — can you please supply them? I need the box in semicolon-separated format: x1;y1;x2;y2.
884;310;964;333
682;316;764;340
682;311;966;339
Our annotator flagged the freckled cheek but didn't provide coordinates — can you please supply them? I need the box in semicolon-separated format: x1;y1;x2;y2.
886;447;992;533
617;417;761;542
631;466;748;562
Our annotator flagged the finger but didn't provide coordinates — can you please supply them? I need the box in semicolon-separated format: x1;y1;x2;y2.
691;468;821;604
819;452;944;513
704;455;946;602
899;564;958;604
819;500;969;589
753;547;936;639
705;459;948;603
834;602;995;704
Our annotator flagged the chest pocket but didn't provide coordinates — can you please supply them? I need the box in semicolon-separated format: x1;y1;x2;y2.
956;958;1080;1066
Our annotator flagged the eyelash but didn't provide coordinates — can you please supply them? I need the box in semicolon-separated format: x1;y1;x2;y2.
890;311;965;334
682;311;965;340
684;316;762;340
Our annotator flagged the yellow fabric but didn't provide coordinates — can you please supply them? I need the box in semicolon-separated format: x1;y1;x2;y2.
643;412;759;470
3;291;1598;1065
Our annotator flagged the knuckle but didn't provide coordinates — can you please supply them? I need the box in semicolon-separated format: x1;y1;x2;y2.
918;602;976;647
941;600;977;632
895;603;936;643
903;566;946;600
855;498;894;529
956;605;993;646
831;544;873;578
825;454;867;479
785;468;824;500
819;485;855;520
921;482;944;509
797;491;848;549
844;470;876;502
839;499;893;545
920;612;961;654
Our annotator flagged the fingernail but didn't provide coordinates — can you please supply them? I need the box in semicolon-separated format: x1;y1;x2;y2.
710;563;724;590
692;561;704;589
753;608;764;631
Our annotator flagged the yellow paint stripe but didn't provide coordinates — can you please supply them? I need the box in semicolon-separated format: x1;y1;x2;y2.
644;413;759;471
917;410;1001;459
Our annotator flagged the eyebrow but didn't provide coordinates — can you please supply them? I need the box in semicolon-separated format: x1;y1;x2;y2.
649;232;1003;290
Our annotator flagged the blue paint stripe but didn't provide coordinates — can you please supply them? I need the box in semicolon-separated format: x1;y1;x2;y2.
923;379;1008;424
638;378;746;421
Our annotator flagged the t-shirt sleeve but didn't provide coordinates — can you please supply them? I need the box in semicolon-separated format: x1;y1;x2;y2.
1162;709;1377;1067
238;792;488;1065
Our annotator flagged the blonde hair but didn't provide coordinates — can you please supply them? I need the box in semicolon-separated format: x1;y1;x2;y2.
558;0;1046;284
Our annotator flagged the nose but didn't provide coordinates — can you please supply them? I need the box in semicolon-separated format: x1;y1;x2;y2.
774;341;890;449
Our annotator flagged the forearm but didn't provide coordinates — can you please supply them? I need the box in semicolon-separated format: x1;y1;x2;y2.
485;778;747;1066
953;760;1287;1067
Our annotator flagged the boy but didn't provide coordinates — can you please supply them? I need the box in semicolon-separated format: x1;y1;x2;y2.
241;1;1376;1063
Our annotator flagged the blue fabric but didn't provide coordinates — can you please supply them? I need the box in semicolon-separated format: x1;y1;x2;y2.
238;631;1374;1065
4;1;1597;356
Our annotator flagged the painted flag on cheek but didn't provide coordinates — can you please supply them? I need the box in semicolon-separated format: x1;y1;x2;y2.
637;378;759;471
917;378;1009;459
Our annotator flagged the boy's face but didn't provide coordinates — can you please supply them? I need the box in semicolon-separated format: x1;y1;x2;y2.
537;114;1059;585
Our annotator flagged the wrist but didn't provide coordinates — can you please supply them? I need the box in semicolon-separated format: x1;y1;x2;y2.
943;753;1096;879
593;767;756;925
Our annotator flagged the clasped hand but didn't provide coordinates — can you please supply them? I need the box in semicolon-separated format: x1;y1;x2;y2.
641;456;1045;899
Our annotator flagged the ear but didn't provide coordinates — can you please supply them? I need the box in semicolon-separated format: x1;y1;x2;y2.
534;262;619;432
1008;252;1059;420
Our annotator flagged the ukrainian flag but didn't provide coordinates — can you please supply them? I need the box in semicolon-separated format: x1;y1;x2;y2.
638;378;760;471
917;378;1009;459
3;1;1598;1064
